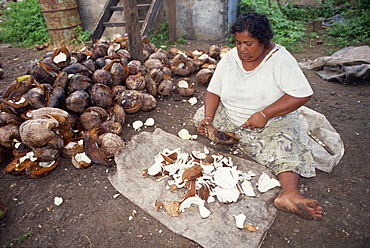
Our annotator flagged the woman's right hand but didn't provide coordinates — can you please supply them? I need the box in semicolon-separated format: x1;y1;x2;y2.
197;118;213;137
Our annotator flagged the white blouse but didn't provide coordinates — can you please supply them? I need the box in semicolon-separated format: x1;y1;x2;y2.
207;44;313;126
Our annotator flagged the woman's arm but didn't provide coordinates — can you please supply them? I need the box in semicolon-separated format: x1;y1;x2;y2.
242;94;311;130
197;91;220;136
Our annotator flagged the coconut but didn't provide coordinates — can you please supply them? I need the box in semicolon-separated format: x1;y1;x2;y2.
149;68;164;83
31;135;64;162
2;96;29;115
28;61;57;85
90;83;114;108
162;66;172;77
0;124;20;149
196;68;214;85
117;49;131;61
91;69;113;88
0;112;22;127
5;151;36;175
20;116;60;148
143;59;164;71
71;144;93;169
96;132;125;158
127;60;142;75
209;45;221;59
48;86;66;108
82;59;96;72
62;63;92;76
94;57;106;69
140;92;157;112
28;107;73;126
51;46;71;68
65;90;90;113
144;74;158;96
110;62;128;86
187;49;205;59
171;54;195;76
83;128;112;167
125;74;146;90
116;90;144;113
78;106;108;131
53;71;68;88
177;78;195;97
205;125;239;145
26;87;46;109
149;52;166;61
68;74;93;93
98;120;123;135
71;52;87;63
90;43;108;60
3;76;34;99
158;79;175;96
108;104;126;127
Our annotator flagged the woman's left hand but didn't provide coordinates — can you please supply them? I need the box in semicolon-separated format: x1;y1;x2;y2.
241;111;268;130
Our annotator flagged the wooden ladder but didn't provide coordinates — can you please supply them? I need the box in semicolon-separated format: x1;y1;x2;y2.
91;0;162;42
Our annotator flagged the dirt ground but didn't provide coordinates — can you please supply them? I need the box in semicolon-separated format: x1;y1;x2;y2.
0;38;369;248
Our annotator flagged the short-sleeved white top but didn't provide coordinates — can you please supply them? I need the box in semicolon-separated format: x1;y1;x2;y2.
207;44;313;126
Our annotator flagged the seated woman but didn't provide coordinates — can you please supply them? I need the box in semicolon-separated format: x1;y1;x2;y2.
196;12;322;220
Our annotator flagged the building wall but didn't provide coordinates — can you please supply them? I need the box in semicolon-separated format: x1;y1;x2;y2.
76;0;231;42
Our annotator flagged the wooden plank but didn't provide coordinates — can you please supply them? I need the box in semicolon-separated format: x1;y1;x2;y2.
91;0;120;42
122;0;144;63
110;4;151;11
140;0;163;36
103;21;145;27
167;0;176;44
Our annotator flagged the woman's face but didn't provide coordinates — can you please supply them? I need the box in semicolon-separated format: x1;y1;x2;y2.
235;30;265;63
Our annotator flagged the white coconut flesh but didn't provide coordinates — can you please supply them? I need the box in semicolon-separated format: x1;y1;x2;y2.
233;213;246;229
53;52;67;63
241;180;256;197
64;141;77;149
187;97;197;105
19;151;37;163
257;172;281;193
39;160;56;168
132;120;143;131
214;167;239;189
15;97;26;104
214;186;240;203
177;80;189;88
144;118;155;126
75;152;91;163
180;196;211;219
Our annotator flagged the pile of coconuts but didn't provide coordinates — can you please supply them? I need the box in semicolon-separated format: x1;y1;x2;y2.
0;33;231;178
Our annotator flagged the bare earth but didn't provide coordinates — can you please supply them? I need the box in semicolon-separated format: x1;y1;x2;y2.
0;39;369;247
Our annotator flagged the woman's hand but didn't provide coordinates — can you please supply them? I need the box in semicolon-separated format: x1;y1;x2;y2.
241;111;268;130
197;118;213;137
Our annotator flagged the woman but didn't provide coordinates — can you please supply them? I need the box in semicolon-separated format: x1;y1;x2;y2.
196;12;322;220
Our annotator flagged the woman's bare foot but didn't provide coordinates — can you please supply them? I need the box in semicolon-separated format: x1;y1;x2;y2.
276;171;322;220
274;188;322;220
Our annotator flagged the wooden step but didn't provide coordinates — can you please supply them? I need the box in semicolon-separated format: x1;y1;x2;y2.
110;4;151;11
91;0;162;42
103;21;145;27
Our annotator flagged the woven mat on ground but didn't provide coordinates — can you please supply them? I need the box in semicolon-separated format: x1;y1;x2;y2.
109;128;279;248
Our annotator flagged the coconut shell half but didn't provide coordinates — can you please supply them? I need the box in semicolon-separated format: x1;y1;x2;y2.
206;125;239;145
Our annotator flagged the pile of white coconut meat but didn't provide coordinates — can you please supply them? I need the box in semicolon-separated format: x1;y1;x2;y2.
143;147;281;229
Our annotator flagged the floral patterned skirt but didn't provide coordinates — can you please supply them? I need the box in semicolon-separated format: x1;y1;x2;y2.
193;104;316;178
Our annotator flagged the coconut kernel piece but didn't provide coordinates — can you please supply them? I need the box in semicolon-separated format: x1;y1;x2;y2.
244;223;258;232
153;200;164;211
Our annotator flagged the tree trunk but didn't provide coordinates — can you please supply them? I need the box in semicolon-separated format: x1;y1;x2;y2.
122;0;144;63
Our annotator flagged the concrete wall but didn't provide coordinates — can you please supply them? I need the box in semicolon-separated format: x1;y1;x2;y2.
176;0;227;41
76;0;232;42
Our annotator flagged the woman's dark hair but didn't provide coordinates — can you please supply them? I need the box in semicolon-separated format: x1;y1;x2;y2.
230;12;274;48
